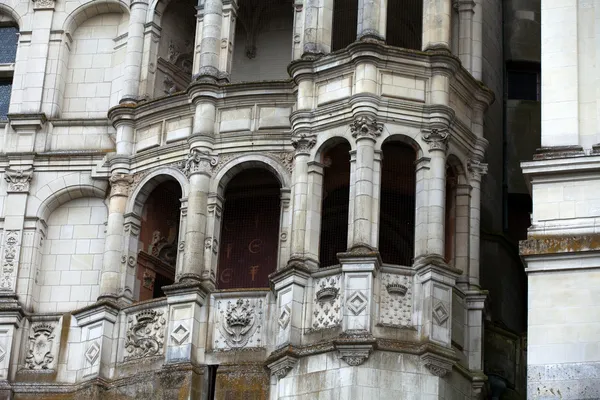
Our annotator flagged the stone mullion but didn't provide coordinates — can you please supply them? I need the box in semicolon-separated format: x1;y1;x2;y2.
99;174;133;300
467;159;487;288
121;0;148;103
357;0;386;41
198;0;224;79
304;163;323;266
454;184;471;289
413;157;430;260
204;197;223;285
422;0;452;51
120;214;141;304
139;22;161;98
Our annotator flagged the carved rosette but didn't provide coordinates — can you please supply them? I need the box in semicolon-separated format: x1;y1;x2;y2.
422;128;450;152
467;159;488;182
1;230;19;291
109;173;134;197
25;323;56;370
180;149;218;177
291;134;316;155
124;309;167;361
350;116;383;141
4;167;33;193
215;298;263;349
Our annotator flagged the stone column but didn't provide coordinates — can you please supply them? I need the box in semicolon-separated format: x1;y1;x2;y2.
422;128;449;257
357;0;386;41
289;134;316;263
121;0;148;103
302;0;334;55
465;290;486;371
197;0;223;79
471;0;483;80
413;157;430;259
115;121;135;155
349;116;382;249
467;159;487;287
455;0;475;73
181;149;215;285
99;173;133;300
422;0;452;51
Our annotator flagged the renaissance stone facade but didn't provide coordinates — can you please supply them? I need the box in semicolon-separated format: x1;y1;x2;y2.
0;0;531;398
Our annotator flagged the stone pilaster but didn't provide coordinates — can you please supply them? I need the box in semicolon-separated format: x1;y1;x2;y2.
422;0;452;51
292;1;304;60
467;159;487;287
218;0;237;79
302;0;334;55
99;173;133;300
465;290;486;371
454;0;475;73
181;149;216;286
357;0;386;41
197;0;223;79
289;134;316;264
350;115;382;249
121;0;148;103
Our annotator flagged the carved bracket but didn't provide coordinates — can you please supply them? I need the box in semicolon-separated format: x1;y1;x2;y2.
336;343;373;366
467;159;488;182
421;352;454;377
268;355;298;379
179;149;218;177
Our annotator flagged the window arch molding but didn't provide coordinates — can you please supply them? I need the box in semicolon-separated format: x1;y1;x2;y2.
376;131;424;157
127;166;189;216
61;0;130;35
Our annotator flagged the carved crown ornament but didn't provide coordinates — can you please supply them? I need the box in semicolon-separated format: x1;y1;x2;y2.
350;115;383;141
422;128;450;152
4;167;33;193
179;149;218;177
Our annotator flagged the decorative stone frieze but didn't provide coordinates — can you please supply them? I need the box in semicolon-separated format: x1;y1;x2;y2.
268;355;298;379
215;298;263;349
270;152;295;173
291;134;316;154
1;231;19;291
422;128;450;152
350;116;383;141
124;309;167;361
311;275;341;330
109;173;134;197
180;149;218;177
379;274;413;327
25;323;56;370
4;167;33;193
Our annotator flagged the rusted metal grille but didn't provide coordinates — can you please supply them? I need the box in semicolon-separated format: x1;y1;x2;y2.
218;169;281;289
332;0;358;51
320;142;351;267
386;0;422;50
379;142;416;265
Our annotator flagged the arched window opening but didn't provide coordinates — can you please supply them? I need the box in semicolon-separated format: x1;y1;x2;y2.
379;141;416;265
217;169;281;289
0;24;18;119
332;0;358;51
386;0;422;50
230;0;294;82
445;166;457;265
155;0;196;96
319;142;351;267
137;181;182;300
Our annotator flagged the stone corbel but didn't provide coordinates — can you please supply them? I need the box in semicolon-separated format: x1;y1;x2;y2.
4;167;33;193
267;355;298;379
421;352;454;377
336;343;374;366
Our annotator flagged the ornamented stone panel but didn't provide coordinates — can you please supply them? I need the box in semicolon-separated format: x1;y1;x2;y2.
214;297;264;350
25;322;57;370
311;275;342;330
124;308;167;361
379;274;413;327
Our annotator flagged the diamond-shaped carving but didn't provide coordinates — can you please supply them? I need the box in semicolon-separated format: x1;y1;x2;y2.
85;341;100;365
347;291;368;316
278;305;291;330
171;323;190;345
0;345;6;363
433;302;449;325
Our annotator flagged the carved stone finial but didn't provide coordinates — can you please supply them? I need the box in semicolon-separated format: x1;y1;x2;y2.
350;116;383;141
180;149;218;177
291;134;316;155
4;167;33;193
422;128;450;152
109;173;134;197
467;159;488;181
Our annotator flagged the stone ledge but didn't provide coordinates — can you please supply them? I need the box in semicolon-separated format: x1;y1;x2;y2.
520;235;600;256
533;146;585;160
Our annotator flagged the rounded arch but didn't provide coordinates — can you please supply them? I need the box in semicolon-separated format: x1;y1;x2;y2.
0;3;22;29
380;132;424;159
211;154;291;196
148;0;177;25
313;135;354;164
446;153;468;185
127;167;189;216
37;185;107;223
61;0;129;35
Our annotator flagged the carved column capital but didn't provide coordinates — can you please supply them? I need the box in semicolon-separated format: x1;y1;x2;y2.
422;128;450;152
350;116;383;141
4;167;33;193
180;149;218;177
109;173;134;197
467;159;488;182
291;134;316;155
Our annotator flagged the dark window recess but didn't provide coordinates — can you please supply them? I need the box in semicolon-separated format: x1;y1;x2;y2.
386;0;422;50
332;0;358;51
319;142;351;267
0;26;18;64
218;169;281;289
379;142;416;266
0;80;11;120
507;62;540;101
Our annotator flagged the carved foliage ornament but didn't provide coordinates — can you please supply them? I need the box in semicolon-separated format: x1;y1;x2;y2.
180;149;218;177
291;134;316;154
1;230;19;291
4;167;33;193
217;299;260;348
422;128;450;152
109;173;134;197
26;323;56;370
350;116;383;140
124;309;167;361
